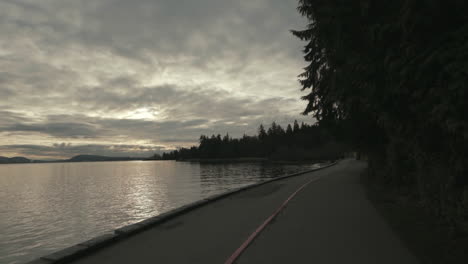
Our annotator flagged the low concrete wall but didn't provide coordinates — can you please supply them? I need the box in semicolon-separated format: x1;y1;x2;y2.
25;161;339;264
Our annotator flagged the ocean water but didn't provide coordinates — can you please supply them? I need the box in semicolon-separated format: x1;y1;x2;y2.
0;160;319;264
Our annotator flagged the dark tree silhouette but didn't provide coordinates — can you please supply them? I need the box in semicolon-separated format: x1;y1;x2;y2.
292;0;468;229
161;121;346;161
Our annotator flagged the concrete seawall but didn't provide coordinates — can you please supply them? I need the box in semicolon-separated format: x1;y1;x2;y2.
26;162;338;264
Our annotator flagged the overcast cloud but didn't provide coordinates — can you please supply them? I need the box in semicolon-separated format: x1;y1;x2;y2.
0;0;311;159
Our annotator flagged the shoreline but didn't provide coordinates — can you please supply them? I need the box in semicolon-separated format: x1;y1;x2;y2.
177;157;332;164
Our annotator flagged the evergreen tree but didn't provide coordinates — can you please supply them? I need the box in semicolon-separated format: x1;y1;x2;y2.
286;124;293;135
258;124;267;141
293;120;300;133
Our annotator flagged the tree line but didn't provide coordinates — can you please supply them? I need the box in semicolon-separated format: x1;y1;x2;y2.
159;121;346;161
292;0;468;230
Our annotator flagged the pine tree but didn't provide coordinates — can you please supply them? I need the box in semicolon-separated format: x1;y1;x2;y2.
286;124;293;135
293;120;300;133
258;124;267;141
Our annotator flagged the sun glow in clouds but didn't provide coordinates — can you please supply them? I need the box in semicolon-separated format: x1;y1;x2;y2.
122;107;161;120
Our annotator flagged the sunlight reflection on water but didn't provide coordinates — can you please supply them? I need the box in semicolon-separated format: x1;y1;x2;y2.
0;160;319;264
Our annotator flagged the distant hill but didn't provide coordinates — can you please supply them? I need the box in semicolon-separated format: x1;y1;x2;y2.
0;156;31;164
67;155;144;162
0;154;152;164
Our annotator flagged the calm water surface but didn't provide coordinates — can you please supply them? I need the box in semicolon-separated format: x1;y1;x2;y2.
0;160;320;264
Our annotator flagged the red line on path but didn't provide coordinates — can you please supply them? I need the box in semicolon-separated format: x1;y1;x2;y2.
224;176;322;264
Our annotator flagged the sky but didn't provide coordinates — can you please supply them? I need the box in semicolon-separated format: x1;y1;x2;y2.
0;0;312;159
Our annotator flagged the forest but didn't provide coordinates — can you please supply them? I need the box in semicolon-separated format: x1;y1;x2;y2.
292;0;468;232
159;121;346;161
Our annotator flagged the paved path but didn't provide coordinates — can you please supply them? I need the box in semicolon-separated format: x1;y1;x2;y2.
71;159;418;264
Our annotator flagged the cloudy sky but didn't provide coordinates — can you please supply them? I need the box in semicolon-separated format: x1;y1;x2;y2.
0;0;311;159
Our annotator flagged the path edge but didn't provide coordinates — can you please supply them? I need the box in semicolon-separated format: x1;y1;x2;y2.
25;160;339;264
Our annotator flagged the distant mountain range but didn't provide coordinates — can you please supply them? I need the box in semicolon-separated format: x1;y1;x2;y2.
0;156;32;164
68;155;145;162
0;155;153;164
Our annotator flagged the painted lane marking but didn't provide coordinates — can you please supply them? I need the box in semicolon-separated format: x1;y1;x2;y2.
224;176;322;264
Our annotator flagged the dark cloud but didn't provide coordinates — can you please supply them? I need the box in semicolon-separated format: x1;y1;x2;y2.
0;111;32;125
3;123;99;138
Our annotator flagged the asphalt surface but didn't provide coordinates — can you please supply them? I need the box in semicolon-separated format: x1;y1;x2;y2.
71;159;419;264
